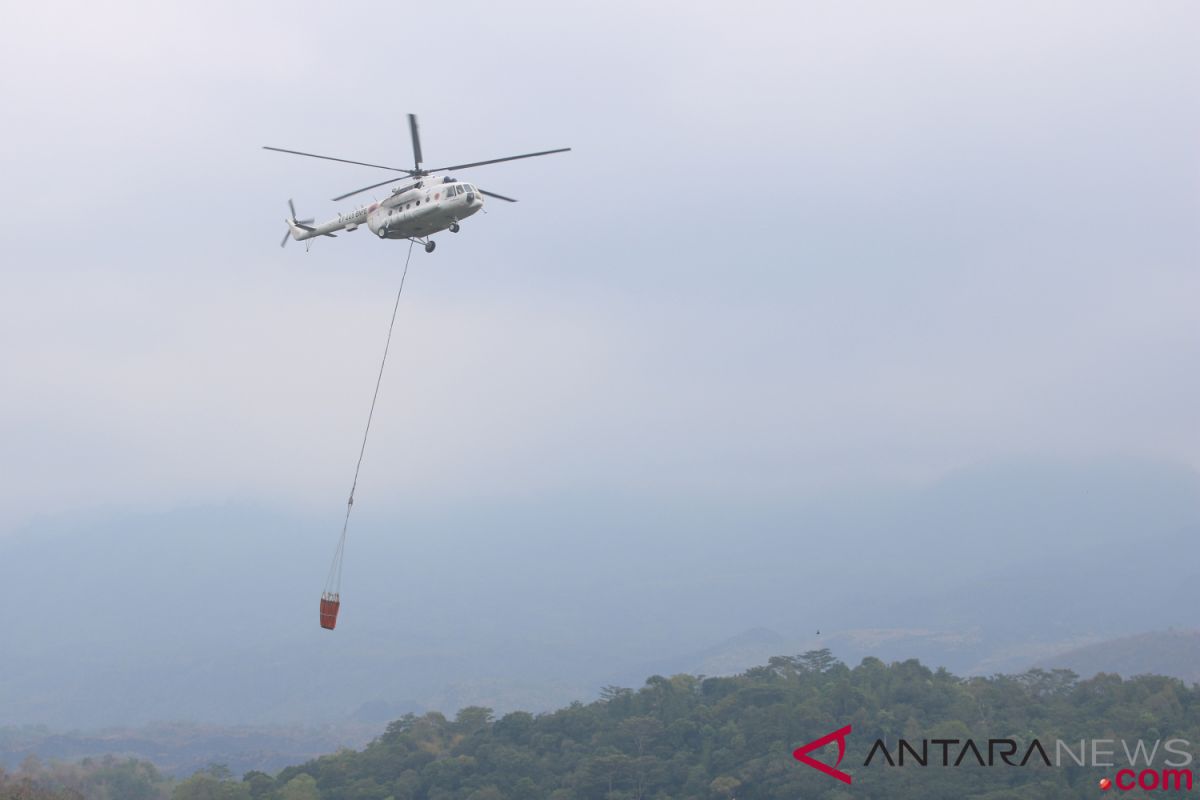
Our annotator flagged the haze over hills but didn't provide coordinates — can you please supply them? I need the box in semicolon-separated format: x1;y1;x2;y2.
1037;629;1200;685
0;721;380;778
2;456;1197;732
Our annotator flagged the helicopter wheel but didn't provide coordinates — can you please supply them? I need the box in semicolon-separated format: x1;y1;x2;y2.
377;228;387;239
424;240;436;253
449;223;460;233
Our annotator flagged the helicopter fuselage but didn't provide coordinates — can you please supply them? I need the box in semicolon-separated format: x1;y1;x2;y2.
288;178;484;244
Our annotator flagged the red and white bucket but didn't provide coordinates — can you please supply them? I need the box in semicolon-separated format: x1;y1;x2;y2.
319;592;341;630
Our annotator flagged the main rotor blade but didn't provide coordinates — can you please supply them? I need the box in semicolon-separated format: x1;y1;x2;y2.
280;228;291;248
425;147;572;173
331;176;410;202
479;189;517;202
288;198;297;220
264;146;415;175
408;114;423;171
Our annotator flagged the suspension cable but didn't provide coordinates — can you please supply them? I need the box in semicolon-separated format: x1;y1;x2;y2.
324;240;417;600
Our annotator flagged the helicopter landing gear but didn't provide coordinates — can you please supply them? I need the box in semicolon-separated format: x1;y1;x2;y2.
449;223;460;233
377;227;387;239
406;235;436;253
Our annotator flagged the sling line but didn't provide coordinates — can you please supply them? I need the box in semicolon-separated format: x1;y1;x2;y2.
321;239;416;628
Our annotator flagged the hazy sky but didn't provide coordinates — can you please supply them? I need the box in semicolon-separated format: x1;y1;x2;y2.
2;1;1198;534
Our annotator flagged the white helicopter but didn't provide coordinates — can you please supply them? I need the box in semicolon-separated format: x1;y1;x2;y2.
266;114;570;253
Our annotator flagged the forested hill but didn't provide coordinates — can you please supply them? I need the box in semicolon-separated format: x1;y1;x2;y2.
7;651;1198;799
136;650;1200;800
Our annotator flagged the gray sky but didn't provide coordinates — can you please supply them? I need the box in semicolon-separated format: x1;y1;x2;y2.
2;0;1198;534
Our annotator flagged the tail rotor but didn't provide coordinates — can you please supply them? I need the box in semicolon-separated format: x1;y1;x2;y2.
280;198;315;248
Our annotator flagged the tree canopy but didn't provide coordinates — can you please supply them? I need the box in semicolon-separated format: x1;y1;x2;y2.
7;653;1197;800
248;651;1200;800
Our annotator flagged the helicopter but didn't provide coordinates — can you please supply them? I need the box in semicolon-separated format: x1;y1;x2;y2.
266;114;570;253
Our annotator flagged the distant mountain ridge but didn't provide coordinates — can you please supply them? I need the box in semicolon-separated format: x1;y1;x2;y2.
1037;629;1200;685
2;456;1197;728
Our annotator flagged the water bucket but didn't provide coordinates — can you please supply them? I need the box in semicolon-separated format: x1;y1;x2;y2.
320;593;340;630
